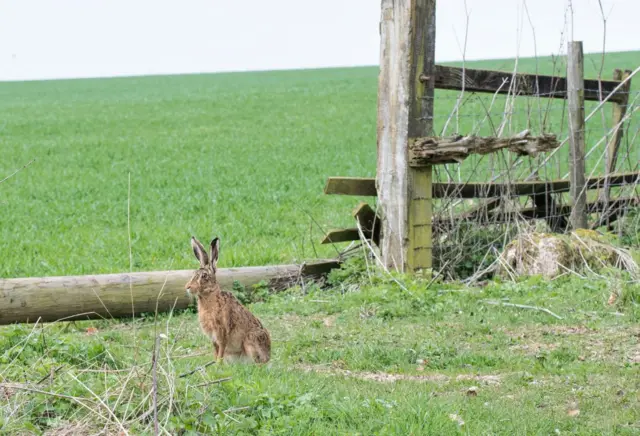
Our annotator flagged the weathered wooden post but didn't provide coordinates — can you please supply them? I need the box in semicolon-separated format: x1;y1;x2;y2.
377;0;436;272
567;41;587;229
604;69;633;176
600;69;633;217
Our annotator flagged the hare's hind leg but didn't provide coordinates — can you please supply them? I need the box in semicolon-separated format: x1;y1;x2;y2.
243;331;271;364
212;341;219;358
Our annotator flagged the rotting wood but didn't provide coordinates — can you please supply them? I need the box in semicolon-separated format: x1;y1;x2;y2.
322;203;382;246
567;41;587;229
321;229;363;245
376;0;435;273
321;203;381;246
353;202;381;246
324;172;640;199
432;65;628;104
0;260;340;325
408;130;559;166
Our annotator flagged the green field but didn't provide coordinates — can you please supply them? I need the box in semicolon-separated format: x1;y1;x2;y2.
1;52;639;434
1;51;638;279
0;260;638;434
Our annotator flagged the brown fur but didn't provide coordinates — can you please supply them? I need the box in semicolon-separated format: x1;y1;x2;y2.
185;236;271;364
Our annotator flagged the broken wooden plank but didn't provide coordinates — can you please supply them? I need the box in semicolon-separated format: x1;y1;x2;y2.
325;171;640;199
432;65;628;104
321;228;362;244
409;130;559;166
321;203;381;246
353;202;381;246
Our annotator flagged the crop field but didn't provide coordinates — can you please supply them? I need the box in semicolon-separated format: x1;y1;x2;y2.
1;51;638;279
1;51;639;434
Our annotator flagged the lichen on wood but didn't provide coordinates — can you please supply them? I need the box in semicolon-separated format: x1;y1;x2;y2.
409;129;559;166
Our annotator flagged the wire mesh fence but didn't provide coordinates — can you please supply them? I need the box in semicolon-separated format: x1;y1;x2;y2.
425;74;639;280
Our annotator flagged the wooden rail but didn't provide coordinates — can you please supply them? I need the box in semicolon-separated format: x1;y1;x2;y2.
324;196;638;246
433;65;628;104
324;171;640;199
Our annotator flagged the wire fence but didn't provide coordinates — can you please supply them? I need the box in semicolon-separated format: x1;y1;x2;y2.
419;75;640;280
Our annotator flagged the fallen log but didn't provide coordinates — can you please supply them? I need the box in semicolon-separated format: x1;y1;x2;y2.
0;260;340;325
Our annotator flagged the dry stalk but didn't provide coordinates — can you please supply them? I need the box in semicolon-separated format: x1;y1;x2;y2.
481;299;563;320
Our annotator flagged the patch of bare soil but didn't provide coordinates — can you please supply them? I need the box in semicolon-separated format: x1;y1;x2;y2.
295;364;502;385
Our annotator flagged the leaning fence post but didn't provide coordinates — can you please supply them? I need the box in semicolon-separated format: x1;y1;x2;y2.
567;41;587;230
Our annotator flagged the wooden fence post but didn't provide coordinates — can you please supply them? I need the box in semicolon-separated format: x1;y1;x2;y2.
600;69;633;214
377;0;436;273
604;69;633;175
567;41;587;230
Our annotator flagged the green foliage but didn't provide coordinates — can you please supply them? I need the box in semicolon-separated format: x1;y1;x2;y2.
1;53;639;434
231;279;272;305
1;270;640;433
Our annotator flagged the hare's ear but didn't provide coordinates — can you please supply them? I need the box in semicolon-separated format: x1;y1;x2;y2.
210;238;220;271
191;236;209;268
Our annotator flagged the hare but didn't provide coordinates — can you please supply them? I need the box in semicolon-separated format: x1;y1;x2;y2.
185;236;271;364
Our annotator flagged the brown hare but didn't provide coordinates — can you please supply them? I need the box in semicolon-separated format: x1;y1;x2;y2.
185;236;271;364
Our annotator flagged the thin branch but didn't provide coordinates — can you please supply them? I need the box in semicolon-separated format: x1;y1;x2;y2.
481;299;563;320
194;377;232;388
152;335;160;436
0;159;35;185
178;360;217;378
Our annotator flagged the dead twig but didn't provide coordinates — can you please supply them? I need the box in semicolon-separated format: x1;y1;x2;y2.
481;299;563;320
152;335;160;435
0;158;36;185
223;406;252;414
195;377;232;388
178;360;217;378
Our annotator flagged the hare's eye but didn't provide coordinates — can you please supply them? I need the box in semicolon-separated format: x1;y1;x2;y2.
201;272;209;280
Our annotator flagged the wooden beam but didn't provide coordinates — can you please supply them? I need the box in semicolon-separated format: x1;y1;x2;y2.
377;0;435;273
601;69;633;209
409;130;559;166
321;229;362;244
353;202;381;246
435;196;638;228
0;260;340;325
567;41;587;229
321;202;381;246
324;171;640;199
433;65;628;104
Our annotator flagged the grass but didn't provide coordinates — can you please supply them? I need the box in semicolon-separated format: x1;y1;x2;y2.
0;51;639;433
1;51;638;279
0;258;638;434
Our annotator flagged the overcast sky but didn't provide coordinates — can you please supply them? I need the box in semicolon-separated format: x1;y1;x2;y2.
0;0;638;81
